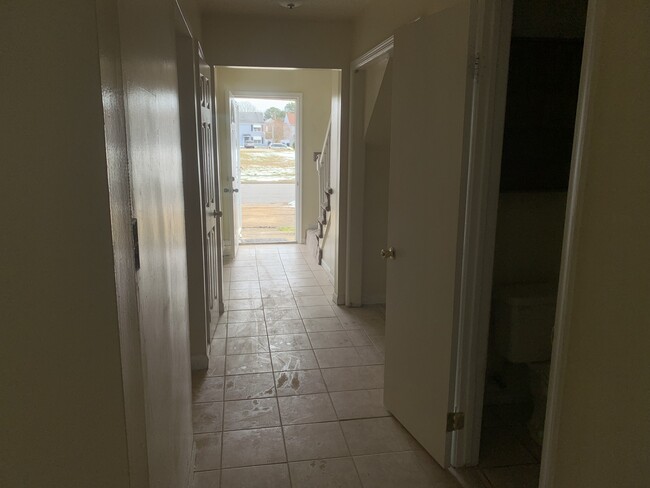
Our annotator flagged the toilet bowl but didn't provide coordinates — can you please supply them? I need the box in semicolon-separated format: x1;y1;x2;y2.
492;283;557;444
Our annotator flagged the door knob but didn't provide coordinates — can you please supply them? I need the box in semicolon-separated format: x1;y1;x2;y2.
223;188;230;193
232;188;239;193
380;247;396;260
212;210;223;218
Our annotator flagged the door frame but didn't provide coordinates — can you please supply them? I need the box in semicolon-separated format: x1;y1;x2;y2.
454;0;598;483
227;91;304;244
345;38;394;306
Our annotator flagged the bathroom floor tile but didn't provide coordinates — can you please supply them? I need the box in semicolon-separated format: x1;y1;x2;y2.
221;427;286;468
224;373;276;400
283;421;349;461
289;458;362;488
223;398;280;431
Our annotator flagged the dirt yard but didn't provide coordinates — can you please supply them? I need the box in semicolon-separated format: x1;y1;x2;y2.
241;204;296;243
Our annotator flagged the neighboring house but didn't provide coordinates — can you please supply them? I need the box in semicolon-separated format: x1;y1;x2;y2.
238;112;265;147
284;111;296;146
263;117;287;144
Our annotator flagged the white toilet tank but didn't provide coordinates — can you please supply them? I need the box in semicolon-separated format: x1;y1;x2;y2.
493;283;557;363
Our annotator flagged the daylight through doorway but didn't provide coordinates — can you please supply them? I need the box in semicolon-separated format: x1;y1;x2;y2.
234;97;297;244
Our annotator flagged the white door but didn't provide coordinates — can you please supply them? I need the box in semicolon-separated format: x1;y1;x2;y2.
198;53;222;335
383;1;474;467
229;99;242;257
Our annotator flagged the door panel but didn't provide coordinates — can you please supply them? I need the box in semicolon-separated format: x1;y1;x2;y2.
198;53;222;336
230;100;241;257
383;1;473;467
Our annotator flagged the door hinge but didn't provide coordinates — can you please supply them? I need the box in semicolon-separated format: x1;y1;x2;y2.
473;53;480;80
132;218;141;271
447;412;465;432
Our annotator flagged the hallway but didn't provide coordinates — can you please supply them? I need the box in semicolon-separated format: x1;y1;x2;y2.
191;244;461;487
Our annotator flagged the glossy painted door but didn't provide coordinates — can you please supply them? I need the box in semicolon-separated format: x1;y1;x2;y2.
383;1;474;467
229;99;242;257
198;52;222;333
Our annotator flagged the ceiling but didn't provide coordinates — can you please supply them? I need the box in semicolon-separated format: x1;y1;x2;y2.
199;0;373;20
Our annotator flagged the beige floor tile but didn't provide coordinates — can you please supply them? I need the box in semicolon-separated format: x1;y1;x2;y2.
482;465;540;488
207;356;226;377
262;297;296;309
292;286;325;297
227;309;265;323
353;451;431;488
289;458;362;488
356;346;384;365
223;398;280;431
221;464;290;488
260;286;294;298
193;376;225;403
266;319;306;335
345;330;372;347
308;331;354;349
226;336;269;355
369;335;385;351
213;322;227;339
194;432;222;471
224;373;276;400
193;402;224;433
191;469;220;488
314;347;364;368
303;317;344;332
295;295;331;307
265;308;301;322
227;298;263;311
286;270;316;280
320;365;385;392
275;370;327;396
290;278;320;288
229;280;260;290
414;450;464;487
272;350;319;371
278;393;337;425
283;422;350;462
210;339;226;356
299;305;336;319
225;353;273;375
341;417;417;455
268;333;312;352
221;427;286;468
330;389;389;420
229;288;262;300
227;322;267;338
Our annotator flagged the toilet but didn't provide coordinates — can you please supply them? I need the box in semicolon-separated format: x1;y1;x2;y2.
492;282;557;445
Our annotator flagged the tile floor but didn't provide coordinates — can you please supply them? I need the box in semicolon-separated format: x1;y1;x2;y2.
190;243;462;488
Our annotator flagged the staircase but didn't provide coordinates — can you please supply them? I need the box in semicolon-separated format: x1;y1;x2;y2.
307;120;333;265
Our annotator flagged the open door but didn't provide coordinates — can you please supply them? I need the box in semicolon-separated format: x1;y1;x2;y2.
198;50;223;336
229;98;242;257
383;1;475;467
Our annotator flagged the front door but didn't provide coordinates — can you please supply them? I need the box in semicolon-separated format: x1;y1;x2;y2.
198;51;222;335
229;99;242;257
383;0;474;467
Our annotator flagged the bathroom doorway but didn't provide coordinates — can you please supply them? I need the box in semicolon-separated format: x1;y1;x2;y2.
475;0;588;485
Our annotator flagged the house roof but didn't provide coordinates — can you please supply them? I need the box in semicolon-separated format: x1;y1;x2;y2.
238;112;265;123
285;112;296;126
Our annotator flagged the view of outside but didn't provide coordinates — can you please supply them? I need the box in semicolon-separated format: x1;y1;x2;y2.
236;97;297;243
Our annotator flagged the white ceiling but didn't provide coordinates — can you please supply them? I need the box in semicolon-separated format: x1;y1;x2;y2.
199;0;373;20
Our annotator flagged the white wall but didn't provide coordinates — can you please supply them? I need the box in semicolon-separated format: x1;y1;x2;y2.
492;192;567;286
0;1;130;486
215;67;336;251
549;1;650;486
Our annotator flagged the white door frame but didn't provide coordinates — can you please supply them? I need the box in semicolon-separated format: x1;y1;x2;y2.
453;0;598;484
227;91;304;243
345;38;394;306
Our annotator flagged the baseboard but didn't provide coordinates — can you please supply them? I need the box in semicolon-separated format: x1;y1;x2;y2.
191;354;209;371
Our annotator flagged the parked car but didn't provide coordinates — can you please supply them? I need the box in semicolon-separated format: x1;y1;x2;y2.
244;141;255;149
269;143;291;150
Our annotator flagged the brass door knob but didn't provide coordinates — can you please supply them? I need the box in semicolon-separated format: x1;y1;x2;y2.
380;247;396;260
